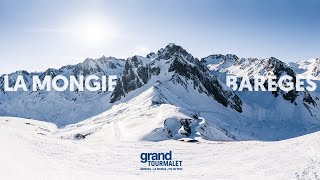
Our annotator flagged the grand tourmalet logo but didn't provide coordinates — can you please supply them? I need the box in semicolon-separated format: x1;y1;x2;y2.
140;151;183;171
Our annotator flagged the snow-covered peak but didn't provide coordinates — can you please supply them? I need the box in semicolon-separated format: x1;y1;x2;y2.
201;54;239;72
167;42;176;47
289;57;320;79
126;55;152;67
203;55;304;104
157;43;193;62
203;55;293;78
146;52;157;59
202;54;239;64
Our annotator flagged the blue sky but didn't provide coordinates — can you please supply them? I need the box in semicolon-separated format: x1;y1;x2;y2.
1;0;320;74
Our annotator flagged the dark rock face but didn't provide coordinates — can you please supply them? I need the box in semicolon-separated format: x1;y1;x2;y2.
146;52;156;59
110;56;160;103
109;78;126;103
303;91;316;106
267;57;305;104
121;59;143;93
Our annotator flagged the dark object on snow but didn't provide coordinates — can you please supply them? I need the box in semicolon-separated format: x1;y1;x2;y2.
74;132;92;140
180;119;192;136
191;114;198;119
74;133;86;140
187;139;199;143
178;138;199;143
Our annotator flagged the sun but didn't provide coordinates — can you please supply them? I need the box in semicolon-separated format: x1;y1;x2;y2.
69;16;111;45
76;19;106;44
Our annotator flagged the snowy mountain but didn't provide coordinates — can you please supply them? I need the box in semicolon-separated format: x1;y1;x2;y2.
55;44;244;141
111;44;242;112
289;57;320;79
202;53;320;80
1;44;320;141
202;54;318;104
201;54;294;78
0;56;125;126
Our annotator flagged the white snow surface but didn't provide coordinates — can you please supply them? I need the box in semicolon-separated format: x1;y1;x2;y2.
1;117;320;180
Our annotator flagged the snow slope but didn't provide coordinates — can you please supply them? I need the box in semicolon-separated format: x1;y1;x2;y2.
1;117;320;180
55;84;237;142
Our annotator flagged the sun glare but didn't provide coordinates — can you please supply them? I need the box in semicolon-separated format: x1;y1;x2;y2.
69;16;113;45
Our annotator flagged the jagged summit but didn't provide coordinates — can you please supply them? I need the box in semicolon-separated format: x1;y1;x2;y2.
201;54;239;64
84;55;121;62
202;54;293;77
157;43;193;61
